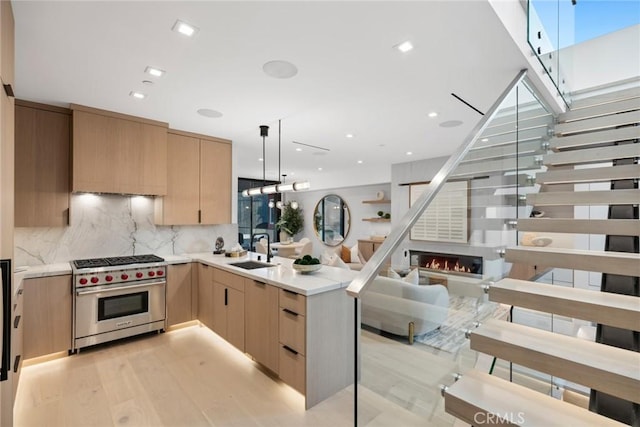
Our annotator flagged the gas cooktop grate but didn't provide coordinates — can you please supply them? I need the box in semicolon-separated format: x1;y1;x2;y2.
73;254;165;269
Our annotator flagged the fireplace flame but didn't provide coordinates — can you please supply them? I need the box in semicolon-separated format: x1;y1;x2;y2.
425;258;471;273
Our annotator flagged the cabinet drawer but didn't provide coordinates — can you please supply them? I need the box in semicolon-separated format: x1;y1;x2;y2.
279;309;305;355
214;268;244;292
279;344;305;395
279;288;306;315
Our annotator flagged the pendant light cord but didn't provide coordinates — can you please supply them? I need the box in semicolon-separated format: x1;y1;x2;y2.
262;135;266;187
278;119;282;184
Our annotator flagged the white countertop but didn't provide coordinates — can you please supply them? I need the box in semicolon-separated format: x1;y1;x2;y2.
189;252;357;296
19;262;72;279
16;252;357;296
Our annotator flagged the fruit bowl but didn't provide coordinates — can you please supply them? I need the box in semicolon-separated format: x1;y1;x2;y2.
292;263;322;274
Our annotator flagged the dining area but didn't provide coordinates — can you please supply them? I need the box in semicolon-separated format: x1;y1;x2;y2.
257;237;313;259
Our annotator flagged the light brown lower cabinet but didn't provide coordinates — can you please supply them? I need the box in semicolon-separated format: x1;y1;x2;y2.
245;280;279;373
166;263;193;327
197;264;214;330
278;289;307;393
211;268;245;352
23;275;72;360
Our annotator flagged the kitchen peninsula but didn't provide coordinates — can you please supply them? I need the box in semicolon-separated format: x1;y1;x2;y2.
191;252;356;409
21;253;357;410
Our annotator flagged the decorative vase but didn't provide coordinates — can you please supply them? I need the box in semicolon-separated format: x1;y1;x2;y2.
280;231;292;243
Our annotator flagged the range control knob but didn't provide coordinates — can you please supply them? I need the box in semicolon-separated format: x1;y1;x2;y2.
156;270;164;276
105;275;113;282
148;271;156;277
90;277;99;284
121;274;129;280
136;272;143;279
79;278;88;285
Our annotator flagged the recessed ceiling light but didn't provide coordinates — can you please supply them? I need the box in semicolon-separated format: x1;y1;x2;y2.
428;112;438;118
295;148;302;152
197;108;223;118
258;158;263;162
481;138;489;142
263;60;298;79
142;80;154;86
357;160;363;164
440;120;464;128
346;133;354;138
129;91;146;99
172;19;198;37
144;66;165;77
395;41;413;53
318;167;323;171
406;151;413;156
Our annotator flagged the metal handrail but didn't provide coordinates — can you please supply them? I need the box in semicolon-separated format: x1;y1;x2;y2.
346;69;528;298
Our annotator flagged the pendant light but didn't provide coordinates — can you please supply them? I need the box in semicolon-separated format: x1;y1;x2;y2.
242;120;310;197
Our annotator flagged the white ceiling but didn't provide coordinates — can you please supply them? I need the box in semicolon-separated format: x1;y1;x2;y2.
13;1;530;190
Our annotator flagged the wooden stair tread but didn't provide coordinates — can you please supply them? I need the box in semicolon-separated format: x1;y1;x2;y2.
452;155;539;177
444;369;624;427
470;319;640;404
549;126;640;151
490;278;640;331
570;86;640;111
543;143;640;166
516;218;640;236
474;127;548;150
462;140;543;163
554;110;640;135
505;246;640;277
536;164;640;184
559;98;640;123
527;189;640;206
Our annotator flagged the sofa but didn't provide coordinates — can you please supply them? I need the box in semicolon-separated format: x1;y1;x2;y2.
361;276;449;341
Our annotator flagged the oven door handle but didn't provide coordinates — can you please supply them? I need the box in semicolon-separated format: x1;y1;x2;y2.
75;280;165;296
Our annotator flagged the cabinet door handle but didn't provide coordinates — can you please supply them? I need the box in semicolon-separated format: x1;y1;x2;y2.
224;288;228;306
13;355;21;373
283;345;298;356
198;210;202;223
17;288;23;295
283;308;298;317
283;289;297;295
254;281;266;286
14;315;21;329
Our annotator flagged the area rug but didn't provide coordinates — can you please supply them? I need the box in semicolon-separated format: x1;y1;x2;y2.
414;295;510;354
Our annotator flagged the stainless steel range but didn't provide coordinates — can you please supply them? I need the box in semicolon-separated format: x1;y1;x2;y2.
72;254;167;351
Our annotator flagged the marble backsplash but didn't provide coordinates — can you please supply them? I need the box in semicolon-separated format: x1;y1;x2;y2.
14;194;238;267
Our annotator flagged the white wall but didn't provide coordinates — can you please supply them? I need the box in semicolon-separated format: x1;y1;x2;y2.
286;182;391;258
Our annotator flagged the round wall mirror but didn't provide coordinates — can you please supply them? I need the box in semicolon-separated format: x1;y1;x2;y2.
313;194;350;246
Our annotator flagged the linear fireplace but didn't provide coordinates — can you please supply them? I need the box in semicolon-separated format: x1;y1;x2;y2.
410;250;483;277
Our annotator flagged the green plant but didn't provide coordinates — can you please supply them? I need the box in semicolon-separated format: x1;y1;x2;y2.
276;201;304;236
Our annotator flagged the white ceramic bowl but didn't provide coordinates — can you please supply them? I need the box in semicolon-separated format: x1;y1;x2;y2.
292;263;322;274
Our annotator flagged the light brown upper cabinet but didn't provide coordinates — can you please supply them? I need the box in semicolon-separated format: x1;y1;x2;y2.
154;129;231;225
15;101;70;227
71;104;168;196
1;0;15;86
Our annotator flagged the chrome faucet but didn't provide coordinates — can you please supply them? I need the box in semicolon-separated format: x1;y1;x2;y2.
250;232;272;263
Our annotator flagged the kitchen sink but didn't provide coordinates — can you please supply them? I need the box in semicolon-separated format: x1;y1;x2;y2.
229;261;276;270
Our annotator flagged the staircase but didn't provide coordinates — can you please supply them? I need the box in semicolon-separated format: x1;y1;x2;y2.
442;86;640;425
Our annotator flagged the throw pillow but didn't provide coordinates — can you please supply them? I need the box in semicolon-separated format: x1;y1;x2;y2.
403;268;420;285
341;245;351;263
386;268;401;279
328;255;350;270
320;250;336;265
350;244;362;264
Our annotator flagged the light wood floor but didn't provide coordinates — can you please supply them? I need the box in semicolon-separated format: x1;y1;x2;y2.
15;325;457;427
